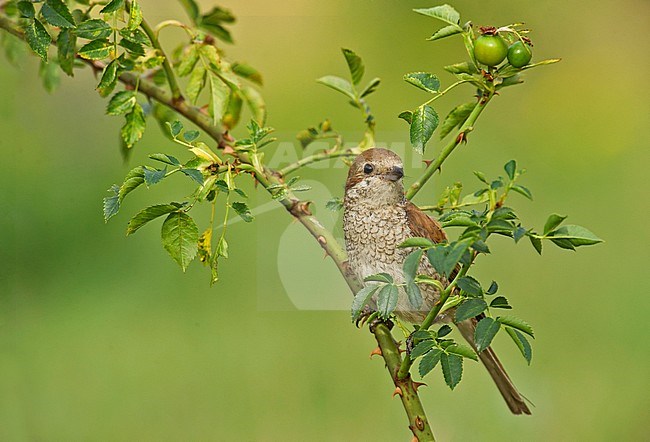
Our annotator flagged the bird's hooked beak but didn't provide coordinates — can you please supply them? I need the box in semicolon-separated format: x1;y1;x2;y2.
385;165;404;182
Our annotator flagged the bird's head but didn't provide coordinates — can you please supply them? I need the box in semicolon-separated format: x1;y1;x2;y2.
344;148;405;206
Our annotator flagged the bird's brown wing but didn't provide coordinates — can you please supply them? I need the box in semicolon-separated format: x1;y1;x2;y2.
405;201;460;281
404;201;447;244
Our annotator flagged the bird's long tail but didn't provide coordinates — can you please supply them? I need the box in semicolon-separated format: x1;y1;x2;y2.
456;319;532;415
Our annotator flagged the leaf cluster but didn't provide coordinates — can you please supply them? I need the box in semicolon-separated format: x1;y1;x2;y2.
315;48;380;149
409;324;476;389
398;4;560;155
102;119;258;281
431;160;602;255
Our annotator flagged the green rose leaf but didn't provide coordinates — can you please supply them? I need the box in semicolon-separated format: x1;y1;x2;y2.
489;296;512;310
118;38;144;56
548;225;602;247
231;201;254;222
41;0;76;28
341;48;364;85
364;273;393;284
161;211;199;272
410;104;438;154
377;284;399;319
103;184;120;222
513;226;527;243
180;168;204;184
511;184;533;200
97;58;119;97
474;317;500;353
497;315;534;337
186;64;207;104
413;5;461;27
504;159;517;180
405;282;423;310
78;39;112;60
456;276;483;297
419;348;442;377
486;280;498;295
543;213;567;235
403;72;440;93
403;249;423;283
325;197;343;211
446;343;477;361
398;110;413;124
127;204;180;235
439;102;476;139
454;298;487;322
143;166;167;187
437;324;452;337
359;77;381;98
56;28;76;76
441;353;463;389
428;24;462;41
444;62;478;75
179;0;200;21
25;19;50;61
127;0;143;30
75;19;112;40
168;120;183;137
411;340;436;360
529;235;542;255
121;102;146;148
208;73;230;126
177;44;199;76
149;153;181;166
351;284;379;321
183;130;200;142
107;90;136;115
100;0;125;14
17;1;35;19
426;239;470;278
316;75;356;101
232;62;263;86
506;328;532;365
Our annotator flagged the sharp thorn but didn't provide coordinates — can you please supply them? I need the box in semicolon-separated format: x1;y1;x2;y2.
412;381;427;392
369;347;382;359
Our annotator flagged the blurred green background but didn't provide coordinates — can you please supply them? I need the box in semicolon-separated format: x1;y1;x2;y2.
1;0;648;440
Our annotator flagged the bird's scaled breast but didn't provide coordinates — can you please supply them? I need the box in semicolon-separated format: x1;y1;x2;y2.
343;202;445;323
343;204;411;278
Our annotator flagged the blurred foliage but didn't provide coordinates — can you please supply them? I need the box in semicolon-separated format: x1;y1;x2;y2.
0;0;649;440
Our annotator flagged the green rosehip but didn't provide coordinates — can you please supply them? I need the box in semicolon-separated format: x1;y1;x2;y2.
507;41;533;68
473;34;508;67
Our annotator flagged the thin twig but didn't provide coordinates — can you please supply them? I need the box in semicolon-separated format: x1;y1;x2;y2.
406;92;494;200
278;148;359;176
140;17;184;103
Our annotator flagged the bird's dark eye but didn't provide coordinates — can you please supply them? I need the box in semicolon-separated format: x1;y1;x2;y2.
363;163;374;174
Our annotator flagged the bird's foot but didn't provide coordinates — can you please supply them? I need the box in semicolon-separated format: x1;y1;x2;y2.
355;305;376;328
356;306;394;332
369;316;393;333
406;333;416;356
